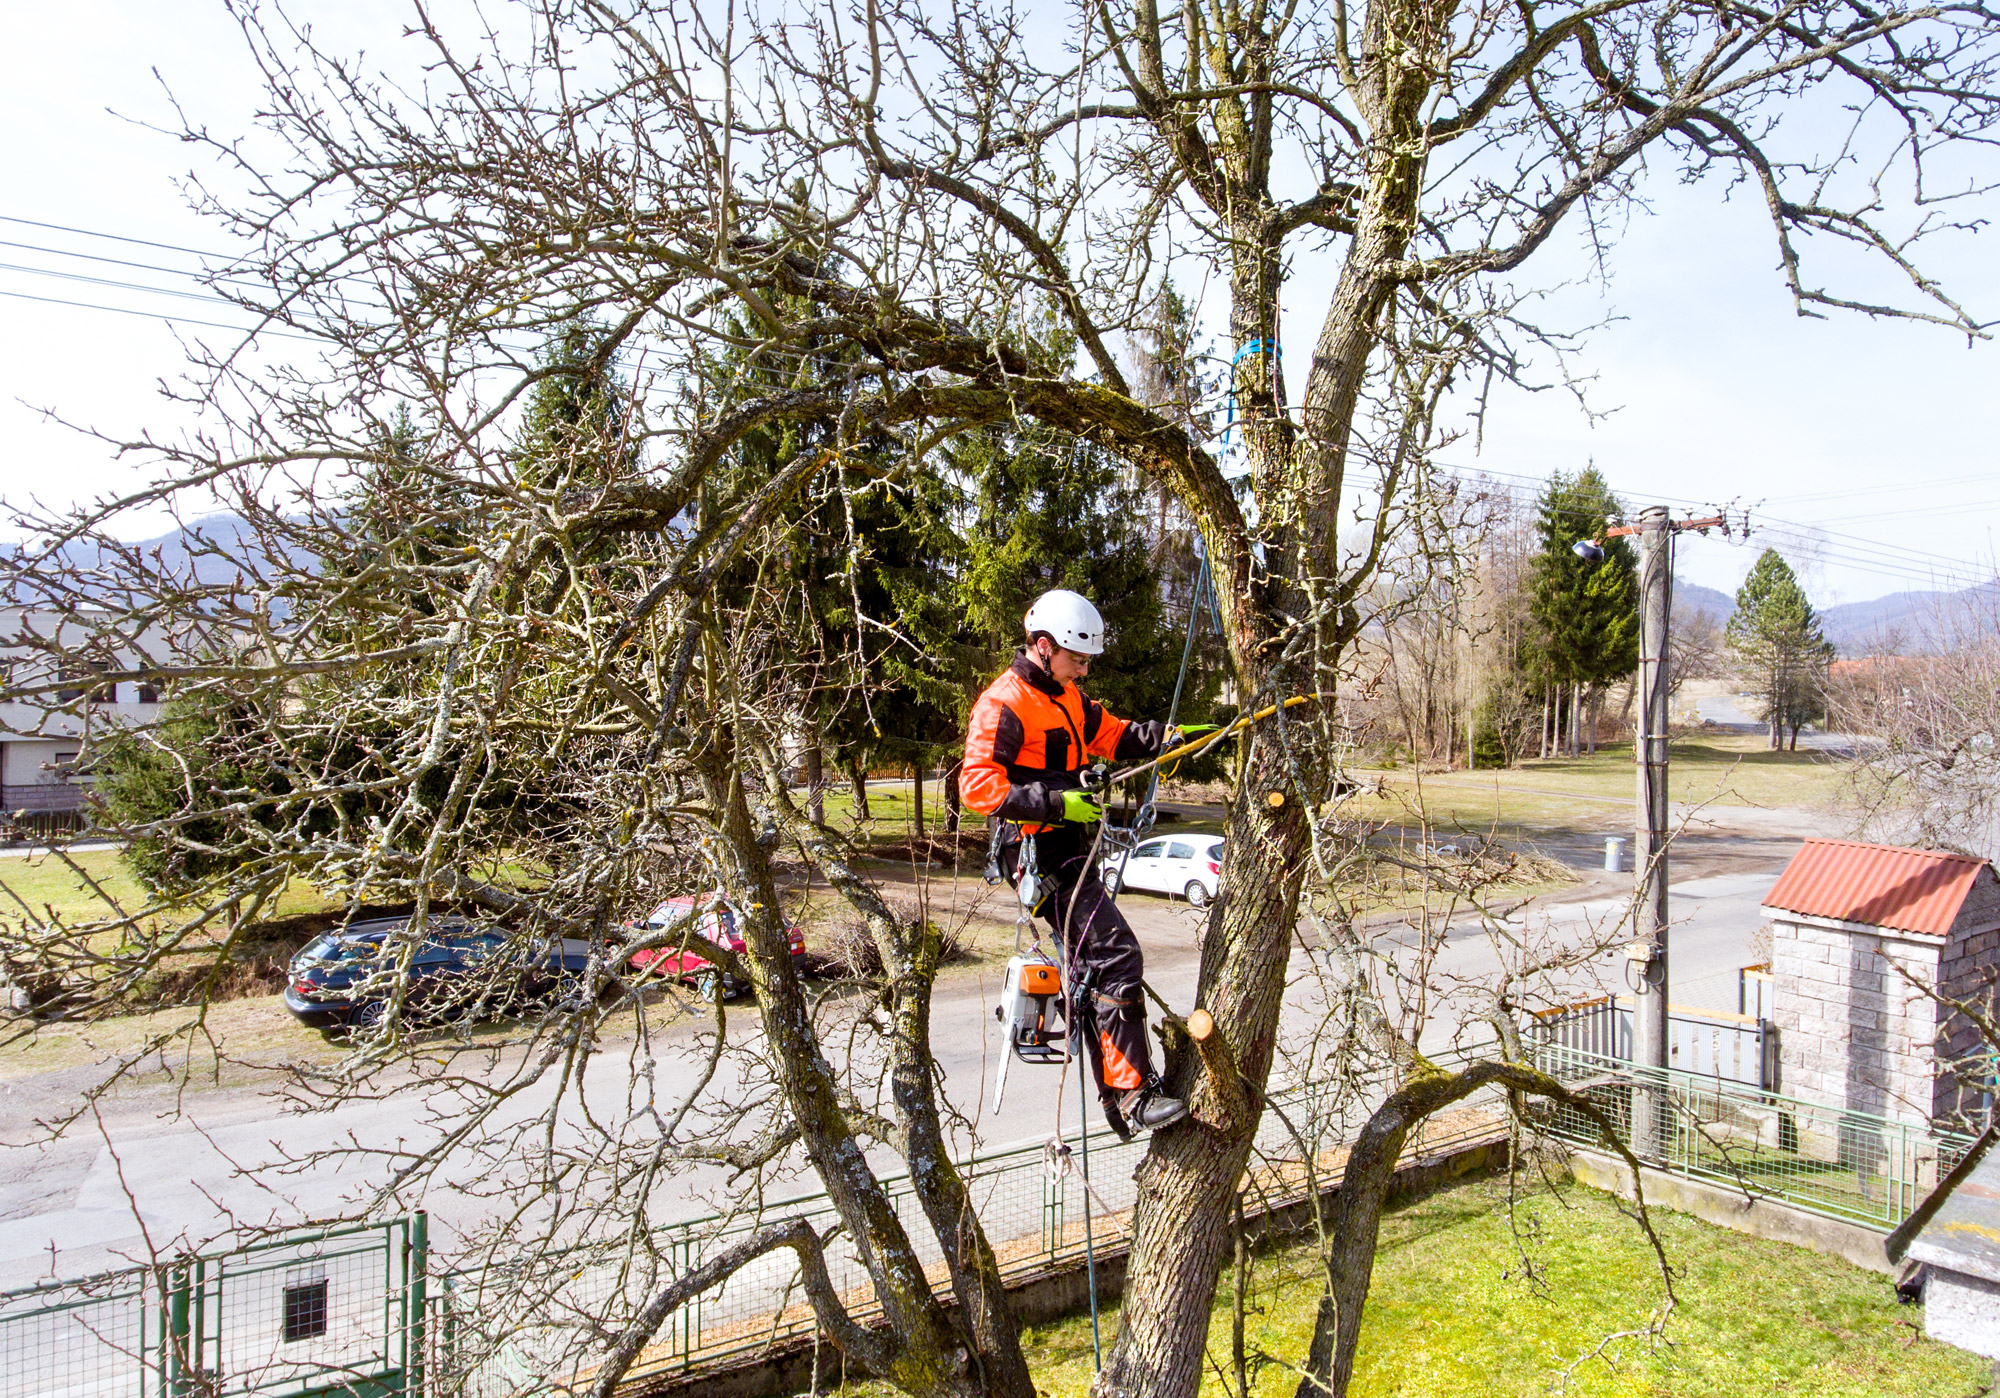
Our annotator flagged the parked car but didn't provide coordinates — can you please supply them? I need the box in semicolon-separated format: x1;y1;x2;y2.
1100;835;1226;907
619;895;807;999
283;918;597;1032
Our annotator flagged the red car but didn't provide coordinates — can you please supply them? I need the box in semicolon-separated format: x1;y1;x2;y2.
620;895;806;999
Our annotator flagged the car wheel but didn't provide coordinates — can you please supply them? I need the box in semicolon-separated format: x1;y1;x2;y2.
1102;870;1122;895
694;970;725;1004
353;998;389;1031
1184;880;1210;909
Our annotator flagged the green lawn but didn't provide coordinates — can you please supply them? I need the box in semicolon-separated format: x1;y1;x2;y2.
1355;734;1849;833
844;1173;1984;1397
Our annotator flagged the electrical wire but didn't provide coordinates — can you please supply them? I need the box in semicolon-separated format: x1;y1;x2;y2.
1431;461;1995;593
0;286;326;343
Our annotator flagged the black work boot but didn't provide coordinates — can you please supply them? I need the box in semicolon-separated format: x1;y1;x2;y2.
1118;1083;1189;1132
1099;1094;1135;1142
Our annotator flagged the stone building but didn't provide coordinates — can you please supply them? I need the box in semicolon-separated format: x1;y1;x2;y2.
1763;839;2000;1125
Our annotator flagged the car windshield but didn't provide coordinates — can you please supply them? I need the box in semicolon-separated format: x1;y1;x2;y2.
300;936;373;964
647;901;695;930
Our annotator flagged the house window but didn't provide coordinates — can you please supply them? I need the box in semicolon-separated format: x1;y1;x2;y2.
282;1276;329;1343
135;683;160;705
58;661;115;705
52;751;80;780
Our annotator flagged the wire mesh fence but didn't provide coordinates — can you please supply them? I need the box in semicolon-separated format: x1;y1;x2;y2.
437;1047;1516;1396
1529;1042;1978;1229
15;1037;1957;1397
0;1216;424;1398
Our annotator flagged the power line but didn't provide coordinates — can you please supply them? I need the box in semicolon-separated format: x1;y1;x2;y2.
0;213;240;263
0;287;326;344
1430;460;1994;593
0;259;248;306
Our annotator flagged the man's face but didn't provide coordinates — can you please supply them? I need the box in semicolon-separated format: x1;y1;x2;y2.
1044;643;1094;685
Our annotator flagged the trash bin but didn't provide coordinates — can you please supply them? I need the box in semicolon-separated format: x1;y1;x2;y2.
1604;837;1627;873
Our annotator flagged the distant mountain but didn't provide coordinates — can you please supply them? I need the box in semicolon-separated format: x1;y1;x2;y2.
4;513;314;603
1668;574;2000;655
1677;581;1735;623
1820;581;2000;654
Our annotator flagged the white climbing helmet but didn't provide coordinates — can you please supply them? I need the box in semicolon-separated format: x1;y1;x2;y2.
1023;589;1106;656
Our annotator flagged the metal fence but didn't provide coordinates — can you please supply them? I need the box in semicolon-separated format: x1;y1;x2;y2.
0;1216;425;1398
1530;1042;1977;1229
1527;995;1772;1090
438;1055;1514;1396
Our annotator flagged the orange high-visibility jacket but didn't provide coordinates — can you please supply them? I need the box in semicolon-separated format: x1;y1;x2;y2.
962;653;1167;833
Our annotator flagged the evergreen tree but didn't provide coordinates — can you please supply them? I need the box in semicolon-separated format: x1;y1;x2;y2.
957;425;1186;719
1526;467;1640;755
514;318;633;490
1727;548;1835;750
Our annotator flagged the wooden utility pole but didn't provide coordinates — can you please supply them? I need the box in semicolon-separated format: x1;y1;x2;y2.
1631;505;1674;1158
1586;506;1726;1157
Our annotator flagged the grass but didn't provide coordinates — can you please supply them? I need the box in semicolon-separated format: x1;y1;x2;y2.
0;847;336;933
1354;733;1850;834
842;1173;1987;1397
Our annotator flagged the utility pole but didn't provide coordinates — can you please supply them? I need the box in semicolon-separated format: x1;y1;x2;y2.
1631;506;1673;1159
1578;506;1726;1159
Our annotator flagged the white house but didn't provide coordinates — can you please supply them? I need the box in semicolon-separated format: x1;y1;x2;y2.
0;607;163;818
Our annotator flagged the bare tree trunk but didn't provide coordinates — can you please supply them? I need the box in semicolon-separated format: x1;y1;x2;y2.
1093;730;1311;1395
910;758;926;841
849;760;872;826
1540;684;1550;759
803;741;825;826
942;758;963;835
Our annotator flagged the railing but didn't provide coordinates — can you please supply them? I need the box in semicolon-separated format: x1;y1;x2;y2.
1528;995;1772;1090
1529;1043;1978;1230
0;1216;425;1398
438;1052;1516;1396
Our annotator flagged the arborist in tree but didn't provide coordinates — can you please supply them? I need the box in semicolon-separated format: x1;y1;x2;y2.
962;588;1209;1137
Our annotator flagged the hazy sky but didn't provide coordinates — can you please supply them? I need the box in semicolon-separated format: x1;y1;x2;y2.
1;1;1993;607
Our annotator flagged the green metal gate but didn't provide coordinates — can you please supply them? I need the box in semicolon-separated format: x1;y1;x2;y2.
0;1215;427;1398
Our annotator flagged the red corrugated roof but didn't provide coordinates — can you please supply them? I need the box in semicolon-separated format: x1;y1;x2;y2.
1763;839;1989;936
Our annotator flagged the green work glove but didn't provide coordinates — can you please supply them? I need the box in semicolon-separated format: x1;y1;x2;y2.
1061;789;1105;824
1173;723;1221;747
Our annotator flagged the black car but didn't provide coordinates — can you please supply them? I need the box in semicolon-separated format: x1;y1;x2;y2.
282;918;600;1032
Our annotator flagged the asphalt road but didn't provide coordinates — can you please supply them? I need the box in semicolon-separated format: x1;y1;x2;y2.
0;842;1803;1287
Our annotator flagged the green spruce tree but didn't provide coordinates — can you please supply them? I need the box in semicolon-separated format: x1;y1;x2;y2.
1526;467;1640;756
1727;548;1835;750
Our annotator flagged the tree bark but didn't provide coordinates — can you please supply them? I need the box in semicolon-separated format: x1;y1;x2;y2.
1289;1061;1670;1397
911;758;926;841
1093;733;1311;1395
941;758;963;835
850;760;872;825
804;741;825;826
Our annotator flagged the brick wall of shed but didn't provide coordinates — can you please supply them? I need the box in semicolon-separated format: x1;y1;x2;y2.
1773;918;1942;1122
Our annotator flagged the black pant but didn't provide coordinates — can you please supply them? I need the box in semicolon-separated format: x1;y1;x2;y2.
1002;825;1155;1100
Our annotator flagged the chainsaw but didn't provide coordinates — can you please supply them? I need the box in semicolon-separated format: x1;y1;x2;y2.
991;952;1068;1110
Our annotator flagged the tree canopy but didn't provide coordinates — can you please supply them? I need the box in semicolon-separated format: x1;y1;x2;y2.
5;0;1996;1394
1728;549;1836;750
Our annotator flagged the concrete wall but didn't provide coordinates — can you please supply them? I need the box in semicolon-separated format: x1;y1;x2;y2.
1925;1268;2000;1360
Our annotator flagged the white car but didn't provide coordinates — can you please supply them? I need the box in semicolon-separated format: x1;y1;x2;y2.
1101;835;1225;907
